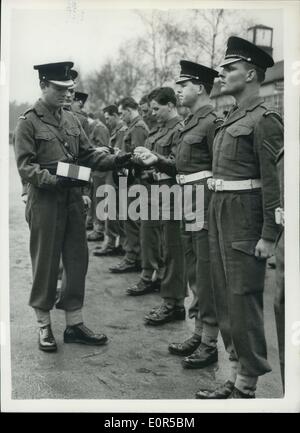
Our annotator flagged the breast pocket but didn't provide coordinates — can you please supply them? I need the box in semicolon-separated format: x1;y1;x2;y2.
65;126;81;153
156;140;171;156
35;130;56;142
35;130;61;162
179;133;205;162
222;125;253;160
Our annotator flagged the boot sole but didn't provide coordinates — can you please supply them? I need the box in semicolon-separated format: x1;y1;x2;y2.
64;338;108;346
110;268;140;274
182;357;218;369
126;288;159;296
168;346;200;356
145;315;186;326
39;345;57;352
195;393;231;399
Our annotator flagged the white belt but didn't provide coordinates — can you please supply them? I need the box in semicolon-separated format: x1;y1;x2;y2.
176;170;213;185
153;172;172;181
207;178;261;192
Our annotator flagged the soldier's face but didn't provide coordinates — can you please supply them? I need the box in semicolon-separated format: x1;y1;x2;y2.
119;105;131;125
150;100;169;126
42;82;69;108
104;112;117;131
219;62;248;95
140;103;149;118
64;88;75;107
177;81;199;107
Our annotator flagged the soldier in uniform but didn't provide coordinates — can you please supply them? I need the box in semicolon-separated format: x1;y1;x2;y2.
72;91;90;137
126;89;163;296
13;62;131;352
103;105;128;151
109;97;149;273
139;94;157;130
63;72;89;140
196;37;283;399
162;61;220;370
274;147;284;392
86;111;111;242
131;87;186;325
93;105;127;256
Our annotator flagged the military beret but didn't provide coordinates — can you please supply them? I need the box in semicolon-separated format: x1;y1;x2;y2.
33;61;74;87
176;60;219;86
220;36;274;70
74;92;88;105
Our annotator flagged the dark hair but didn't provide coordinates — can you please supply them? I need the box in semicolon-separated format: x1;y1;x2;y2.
147;88;160;103
149;87;177;106
191;80;213;95
243;61;266;83
118;97;138;110
103;105;119;116
139;95;149;105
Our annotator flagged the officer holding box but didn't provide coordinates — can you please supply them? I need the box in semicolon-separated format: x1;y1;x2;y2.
14;62;131;352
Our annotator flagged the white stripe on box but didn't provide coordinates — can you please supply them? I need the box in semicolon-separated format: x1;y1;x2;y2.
78;166;91;181
57;161;69;177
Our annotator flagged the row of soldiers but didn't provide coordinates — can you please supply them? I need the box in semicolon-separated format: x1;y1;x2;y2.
14;34;284;400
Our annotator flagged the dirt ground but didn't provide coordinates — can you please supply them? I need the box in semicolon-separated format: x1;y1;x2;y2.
8;146;282;401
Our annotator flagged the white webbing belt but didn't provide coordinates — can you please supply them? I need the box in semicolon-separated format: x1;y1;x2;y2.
207;178;261;191
176;170;213;185
153;172;172;181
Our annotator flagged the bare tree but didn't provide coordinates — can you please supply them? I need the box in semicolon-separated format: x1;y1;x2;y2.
84;39;146;110
135;10;188;88
181;9;253;67
83;9;254;109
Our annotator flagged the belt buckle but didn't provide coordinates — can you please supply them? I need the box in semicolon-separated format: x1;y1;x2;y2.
177;174;185;185
207;178;214;190
215;179;224;191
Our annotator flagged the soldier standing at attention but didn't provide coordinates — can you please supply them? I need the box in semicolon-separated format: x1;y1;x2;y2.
103;105;128;151
164;61;220;370
196;37;283;399
274;147;284;392
63;72;89;137
132;87;186;325
139;94;157;130
72;91;90;137
109;97;149;274
93;105;127;257
86;111;111;242
14;62;131;352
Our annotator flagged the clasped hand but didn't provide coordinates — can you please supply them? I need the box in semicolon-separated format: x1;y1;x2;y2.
133;147;158;166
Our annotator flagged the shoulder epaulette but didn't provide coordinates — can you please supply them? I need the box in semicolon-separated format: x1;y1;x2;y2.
263;109;283;124
19;107;34;120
